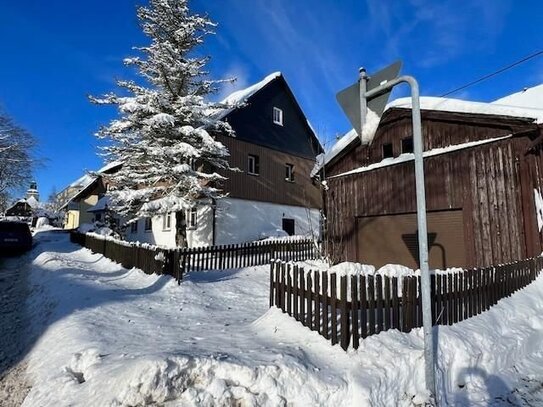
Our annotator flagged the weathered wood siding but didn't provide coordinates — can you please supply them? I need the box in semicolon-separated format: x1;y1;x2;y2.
217;135;321;209
327;108;536;177
325;130;542;268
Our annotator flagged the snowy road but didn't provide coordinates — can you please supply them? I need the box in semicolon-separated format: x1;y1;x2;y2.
4;230;543;406
0;252;33;406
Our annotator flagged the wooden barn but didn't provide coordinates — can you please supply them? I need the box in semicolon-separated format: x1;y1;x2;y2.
321;96;543;269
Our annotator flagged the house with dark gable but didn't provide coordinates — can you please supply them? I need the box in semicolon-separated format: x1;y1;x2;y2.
125;72;323;247
320;91;543;270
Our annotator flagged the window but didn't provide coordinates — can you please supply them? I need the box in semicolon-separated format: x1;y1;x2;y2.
282;218;295;236
402;137;414;154
273;107;283;126
95;213;102;222
163;213;171;230
187;207;198;229
144;217;152;231
285;163;294;182
130;221;138;233
382;143;394;159
247;154;260;175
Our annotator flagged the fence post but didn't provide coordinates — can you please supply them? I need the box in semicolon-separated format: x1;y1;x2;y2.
314;270;320;332
340;275;349;351
351;275;359;349
401;277;410;332
330;273;338;345
368;276;375;335
322;272;329;339
306;272;313;328
269;261;275;307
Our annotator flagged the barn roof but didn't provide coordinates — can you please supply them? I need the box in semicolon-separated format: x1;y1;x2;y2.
320;93;543;172
492;84;543;109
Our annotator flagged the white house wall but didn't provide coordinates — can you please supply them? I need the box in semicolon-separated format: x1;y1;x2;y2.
186;204;214;248
214;197;320;245
125;215;176;248
123;199;320;249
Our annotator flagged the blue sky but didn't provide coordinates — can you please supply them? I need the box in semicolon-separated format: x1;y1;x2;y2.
1;0;542;201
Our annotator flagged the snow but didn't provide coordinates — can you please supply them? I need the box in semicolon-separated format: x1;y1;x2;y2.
492;84;543;109
259;229;289;239
7;231;543;406
207;72;283;122
388;96;543;123
222;72;281;106
77;223;95;233
330;134;512;179
96;160;122;174
360;108;381;145
87;195;109;213
68;173;96;189
25;196;39;209
34;217;49;229
534;189;543;232
320;94;543;170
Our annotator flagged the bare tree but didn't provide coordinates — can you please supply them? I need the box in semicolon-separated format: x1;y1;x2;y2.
0;111;36;212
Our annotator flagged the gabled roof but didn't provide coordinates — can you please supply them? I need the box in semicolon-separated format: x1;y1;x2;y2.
321;92;543;171
215;72;323;158
59;161;122;210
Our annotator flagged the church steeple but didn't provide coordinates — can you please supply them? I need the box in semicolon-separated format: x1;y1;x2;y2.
26;181;39;201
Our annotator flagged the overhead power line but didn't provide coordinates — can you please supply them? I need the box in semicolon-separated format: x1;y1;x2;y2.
439;49;543;98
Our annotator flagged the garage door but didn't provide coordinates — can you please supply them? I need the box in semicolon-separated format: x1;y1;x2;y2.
356;209;466;269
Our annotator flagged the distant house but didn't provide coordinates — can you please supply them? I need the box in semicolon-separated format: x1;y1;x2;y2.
5;200;33;217
58;162;121;229
320;89;543;269
125;72;323;248
5;182;40;219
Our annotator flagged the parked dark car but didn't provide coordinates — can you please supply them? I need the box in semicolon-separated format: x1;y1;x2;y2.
0;221;33;254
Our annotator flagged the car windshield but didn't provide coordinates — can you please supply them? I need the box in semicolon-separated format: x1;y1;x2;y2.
0;222;30;233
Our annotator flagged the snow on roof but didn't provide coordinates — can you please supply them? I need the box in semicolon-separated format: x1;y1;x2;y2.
388;96;543;123
492;84;543;109
330;134;512;179
26;195;39;209
320;95;543;171
69;173;96;189
87;195;109;213
97;161;122;174
221;72;282;105
209;72;283;121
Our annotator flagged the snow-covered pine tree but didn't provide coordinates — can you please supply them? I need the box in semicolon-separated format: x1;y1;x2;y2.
90;0;234;247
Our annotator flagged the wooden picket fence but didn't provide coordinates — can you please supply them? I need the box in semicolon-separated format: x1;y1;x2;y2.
70;232;319;282
269;257;543;350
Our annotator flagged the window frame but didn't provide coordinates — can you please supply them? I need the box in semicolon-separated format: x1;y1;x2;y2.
144;217;152;232
130;220;138;233
162;213;172;231
187;207;198;230
382;142;394;159
273;107;283;126
401;137;414;154
285;163;295;182
247;154;260;175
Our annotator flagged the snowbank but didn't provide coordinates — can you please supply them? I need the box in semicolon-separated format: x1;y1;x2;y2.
15;231;543;406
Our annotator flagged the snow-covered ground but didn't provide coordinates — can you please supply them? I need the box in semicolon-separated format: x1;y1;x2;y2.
2;230;543;406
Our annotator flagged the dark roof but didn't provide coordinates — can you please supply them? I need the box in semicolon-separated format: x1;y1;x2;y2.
221;74;323;159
